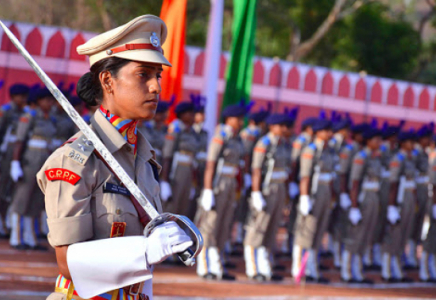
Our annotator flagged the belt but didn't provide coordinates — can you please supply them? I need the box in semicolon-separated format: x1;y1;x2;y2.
318;173;333;183
381;170;391;178
54;274;148;300
196;151;207;161
6;134;17;143
416;175;429;184
362;181;380;191
221;165;238;176
175;152;193;164
27;138;48;149
270;169;288;181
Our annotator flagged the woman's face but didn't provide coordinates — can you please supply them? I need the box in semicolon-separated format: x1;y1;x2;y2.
38;97;55;114
101;61;163;120
367;136;382;151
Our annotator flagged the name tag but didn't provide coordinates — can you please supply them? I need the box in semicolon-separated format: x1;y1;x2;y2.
103;182;131;197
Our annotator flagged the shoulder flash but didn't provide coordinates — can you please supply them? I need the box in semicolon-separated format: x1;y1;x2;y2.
64;135;95;166
261;135;271;146
359;150;367;158
29;109;37;117
298;136;306;142
308;143;316;150
380;144;387;152
345;144;354;150
1;103;11;111
412;149;419;156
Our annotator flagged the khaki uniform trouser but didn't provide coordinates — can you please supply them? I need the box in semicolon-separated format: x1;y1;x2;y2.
244;182;286;249
382;191;415;256
164;164;193;216
344;191;379;255
374;179;390;244
198;176;237;250
423;205;436;254
294;183;332;250
410;183;428;243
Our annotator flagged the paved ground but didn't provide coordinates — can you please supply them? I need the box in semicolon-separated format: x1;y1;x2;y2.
1;239;436;300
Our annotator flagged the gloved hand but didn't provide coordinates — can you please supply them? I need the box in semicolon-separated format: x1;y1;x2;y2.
144;221;193;265
299;195;313;216
10;160;23;182
387;205;401;225
339;193;352;210
251;191;266;212
201;189;215;211
160;181;172;202
244;173;252;189
288;182;299;198
348;207;362;225
432;204;436;220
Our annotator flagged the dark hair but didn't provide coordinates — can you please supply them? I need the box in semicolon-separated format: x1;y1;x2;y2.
76;57;131;106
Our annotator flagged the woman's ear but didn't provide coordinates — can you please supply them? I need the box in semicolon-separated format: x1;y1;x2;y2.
99;71;113;95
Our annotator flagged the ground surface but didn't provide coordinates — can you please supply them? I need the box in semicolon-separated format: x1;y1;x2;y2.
0;239;436;300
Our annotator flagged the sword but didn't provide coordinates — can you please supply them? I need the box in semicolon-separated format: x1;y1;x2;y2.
0;20;203;266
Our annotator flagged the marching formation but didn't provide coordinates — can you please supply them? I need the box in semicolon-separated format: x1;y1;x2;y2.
0;81;435;285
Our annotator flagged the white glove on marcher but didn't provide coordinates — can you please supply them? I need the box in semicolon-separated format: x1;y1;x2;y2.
244;173;252;189
299;195;313;216
432;204;436;220
387;205;401;225
201;189;215;211
348;207;362;225
339;193;352;210
145;221;193;265
160;181;172;202
251;191;266;212
10;160;23;182
289;182;299;198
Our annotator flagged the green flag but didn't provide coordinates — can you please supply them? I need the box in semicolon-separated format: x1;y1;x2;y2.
222;0;257;109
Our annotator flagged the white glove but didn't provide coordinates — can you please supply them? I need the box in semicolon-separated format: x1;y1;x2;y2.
348;207;362;225
339;193;352;210
289;182;299;198
145;221;193;265
387;205;401;225
299;195;313;216
160;181;172;202
201;189;215;211
251;191;266;212
10;160;23;182
432;204;436;220
244;173;252;189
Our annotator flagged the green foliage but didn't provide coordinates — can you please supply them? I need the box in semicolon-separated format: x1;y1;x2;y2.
343;3;420;79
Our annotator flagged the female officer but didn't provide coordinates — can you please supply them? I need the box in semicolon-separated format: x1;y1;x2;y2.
36;15;192;300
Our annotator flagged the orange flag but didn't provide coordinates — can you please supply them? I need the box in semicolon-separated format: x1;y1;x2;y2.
160;0;187;121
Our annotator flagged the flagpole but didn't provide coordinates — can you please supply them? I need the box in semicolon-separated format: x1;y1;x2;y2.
203;0;224;141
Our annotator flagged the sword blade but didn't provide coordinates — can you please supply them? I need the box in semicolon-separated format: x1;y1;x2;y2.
0;21;160;220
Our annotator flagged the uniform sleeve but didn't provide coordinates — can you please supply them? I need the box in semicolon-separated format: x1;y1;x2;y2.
429;152;436;185
299;146;315;178
251;139;267;169
240;130;256;154
291;139;303;163
389;156;402;183
37;147;98;247
15;114;32;142
337;147;353;175
350;153;366;181
207;132;224;162
162;123;178;159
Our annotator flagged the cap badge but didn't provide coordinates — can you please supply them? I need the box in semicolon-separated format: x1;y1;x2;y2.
150;32;160;47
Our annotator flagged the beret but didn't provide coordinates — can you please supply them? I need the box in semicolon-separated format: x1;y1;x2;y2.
398;130;416;142
265;113;289;125
156;101;170;113
174;102;195;115
77;15;171;67
301;117;318;128
222;104;247;118
9;83;29;96
333;119;351;132
362;128;382;140
312;119;332;132
249;110;270;123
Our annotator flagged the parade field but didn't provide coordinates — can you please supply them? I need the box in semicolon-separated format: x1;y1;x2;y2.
0;238;435;300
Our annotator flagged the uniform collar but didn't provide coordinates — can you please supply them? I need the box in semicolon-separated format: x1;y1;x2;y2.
91;111;156;162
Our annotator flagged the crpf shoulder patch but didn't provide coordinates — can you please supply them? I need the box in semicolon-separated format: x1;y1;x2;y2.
45;168;81;185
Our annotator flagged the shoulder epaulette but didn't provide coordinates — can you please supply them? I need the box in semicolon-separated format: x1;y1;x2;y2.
380;144;387;152
298;136;306;143
169;120;181;133
345;144;354;150
308;143;316;150
64;134;95;166
29;109;37;117
397;153;405;161
359;150;368;158
412;149;419;156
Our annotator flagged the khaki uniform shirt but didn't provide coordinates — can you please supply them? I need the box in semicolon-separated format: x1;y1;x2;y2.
0;102;23;151
350;147;382;183
37;111;162;247
299;138;335;180
291;132;312;164
429;149;436;185
414;144;429;176
389;149;416;183
162;119;199;159
207;124;244;165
